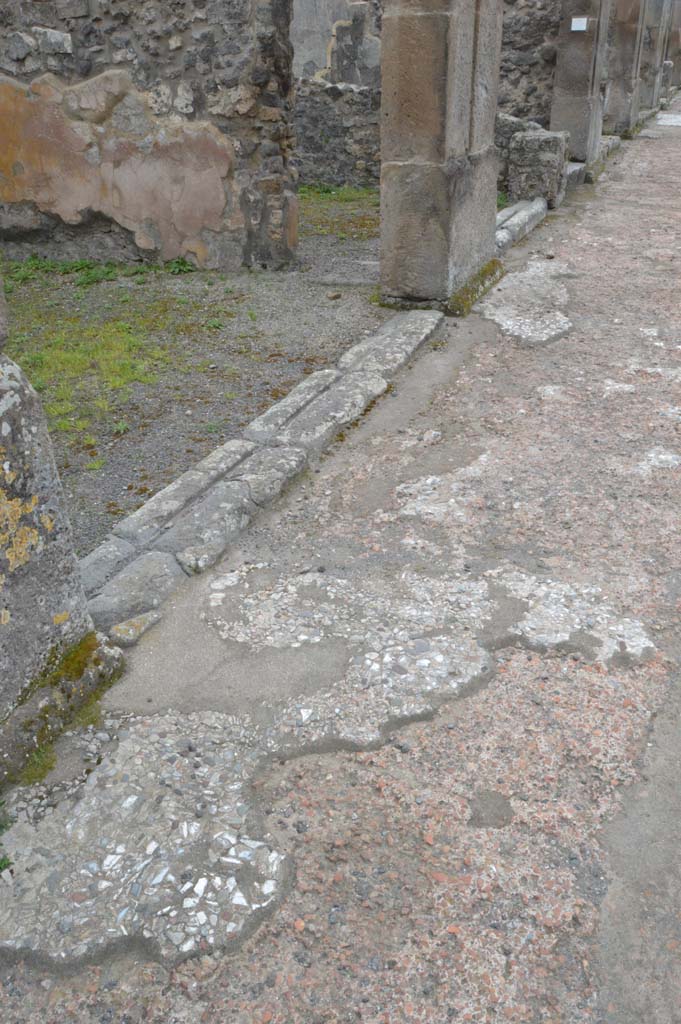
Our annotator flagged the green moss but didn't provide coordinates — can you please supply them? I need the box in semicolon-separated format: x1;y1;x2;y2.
43;632;101;689
17;633;100;714
497;190;509;211
4;634;122;792
71;692;103;730
446;259;504;317
19;745;57;786
368;286;395;308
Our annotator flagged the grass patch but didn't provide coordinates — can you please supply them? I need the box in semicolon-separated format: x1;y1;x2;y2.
299;183;380;241
497;190;509;211
165;257;196;275
1;254;202;293
5;313;172;438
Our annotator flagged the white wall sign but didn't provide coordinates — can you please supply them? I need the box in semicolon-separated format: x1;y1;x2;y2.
571;16;589;30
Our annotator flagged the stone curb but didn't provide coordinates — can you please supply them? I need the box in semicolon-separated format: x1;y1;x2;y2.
495;198;548;252
80;309;444;640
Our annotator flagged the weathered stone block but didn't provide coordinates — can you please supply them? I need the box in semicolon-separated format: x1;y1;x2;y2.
507;128;569;207
380;161;451;301
244;370;339;444
381;11;449;163
229;446;308;506
7;33;36;62
274;371;388;450
495;197;548;251
113;440;254;549
32;27;73;55
79;536;136;597
87;551;186;630
338;310;444;377
152;481;254;574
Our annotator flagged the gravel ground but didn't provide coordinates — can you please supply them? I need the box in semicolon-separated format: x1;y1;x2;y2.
2;112;681;1022
2;193;382;556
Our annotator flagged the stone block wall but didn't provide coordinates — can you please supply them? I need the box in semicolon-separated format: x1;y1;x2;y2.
293;79;380;186
498;0;562;126
0;0;298;269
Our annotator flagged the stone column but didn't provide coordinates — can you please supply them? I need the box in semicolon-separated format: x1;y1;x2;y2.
550;0;614;164
639;0;673;107
380;0;504;303
0;282;119;782
603;0;647;134
668;0;681;86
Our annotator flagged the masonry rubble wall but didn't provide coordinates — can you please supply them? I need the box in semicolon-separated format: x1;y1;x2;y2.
293;78;380;186
291;0;381;84
292;0;563;132
498;0;563;125
0;0;298;269
507;127;569;206
496;111;542;184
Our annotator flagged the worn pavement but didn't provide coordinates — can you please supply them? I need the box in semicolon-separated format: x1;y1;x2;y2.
2;107;681;1021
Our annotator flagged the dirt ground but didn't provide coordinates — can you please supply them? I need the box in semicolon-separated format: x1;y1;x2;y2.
2;186;382;556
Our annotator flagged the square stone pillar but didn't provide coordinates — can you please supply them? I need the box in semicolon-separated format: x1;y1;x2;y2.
550;0;614;164
668;0;681;86
639;0;673;106
603;0;647;133
380;0;504;303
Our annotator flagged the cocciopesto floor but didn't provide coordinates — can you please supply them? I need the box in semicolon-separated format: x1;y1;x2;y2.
2;105;681;1022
